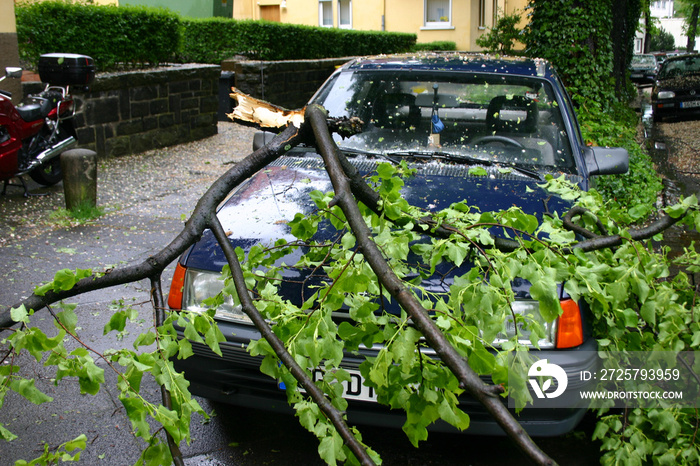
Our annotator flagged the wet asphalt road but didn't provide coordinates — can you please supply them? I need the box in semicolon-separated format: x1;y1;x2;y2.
0;115;673;465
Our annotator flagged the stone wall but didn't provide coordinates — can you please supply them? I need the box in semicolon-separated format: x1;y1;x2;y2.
223;57;352;110
24;64;220;158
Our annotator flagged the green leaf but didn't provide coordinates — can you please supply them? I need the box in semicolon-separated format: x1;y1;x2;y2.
437;398;470;430
468;344;496;374
104;311;128;335
0;423;17;441
53;269;78;291
9;378;53;405
468;166;488;177
318;430;345;465
10;305;29;325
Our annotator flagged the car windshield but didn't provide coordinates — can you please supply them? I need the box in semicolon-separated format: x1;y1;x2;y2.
311;69;576;172
658;56;700;79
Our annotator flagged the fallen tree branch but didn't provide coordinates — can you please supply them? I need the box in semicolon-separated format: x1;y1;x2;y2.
1;123;304;329
306;104;556;466
208;215;374;465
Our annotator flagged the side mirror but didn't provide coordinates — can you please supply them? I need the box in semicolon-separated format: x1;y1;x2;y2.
5;67;23;79
253;131;276;151
583;146;629;176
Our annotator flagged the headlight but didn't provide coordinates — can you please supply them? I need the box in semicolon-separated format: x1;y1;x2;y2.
494;300;557;349
183;268;252;324
657;90;675;99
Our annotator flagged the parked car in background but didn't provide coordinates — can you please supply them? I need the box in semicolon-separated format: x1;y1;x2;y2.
630;53;658;85
167;53;629;436
652;53;700;122
651;51;667;66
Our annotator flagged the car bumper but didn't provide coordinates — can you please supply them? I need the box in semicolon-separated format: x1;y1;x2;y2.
630;72;655;84
172;320;599;437
653;98;700;120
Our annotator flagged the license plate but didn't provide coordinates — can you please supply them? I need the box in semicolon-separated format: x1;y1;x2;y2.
279;367;377;402
681;100;700;108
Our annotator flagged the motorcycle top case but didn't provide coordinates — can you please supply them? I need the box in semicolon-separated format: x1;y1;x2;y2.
38;53;95;86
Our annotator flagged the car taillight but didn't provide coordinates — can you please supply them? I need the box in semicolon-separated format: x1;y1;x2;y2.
555;299;584;348
167;263;187;309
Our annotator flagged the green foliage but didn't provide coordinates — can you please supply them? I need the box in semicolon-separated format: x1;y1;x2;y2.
180;18;416;62
14;2;415;69
15;1;183;70
649;27;677;52
577;100;663;216
221;166;699;461
2;292;221;464
475;9;523;54
411;41;457;52
522;0;617;110
13;434;87;465
2;158;699;463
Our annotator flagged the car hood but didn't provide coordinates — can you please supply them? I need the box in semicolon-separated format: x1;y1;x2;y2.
185;154;575;277
656;73;700;91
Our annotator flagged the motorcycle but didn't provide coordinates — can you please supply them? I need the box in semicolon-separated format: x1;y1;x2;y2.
0;53;94;195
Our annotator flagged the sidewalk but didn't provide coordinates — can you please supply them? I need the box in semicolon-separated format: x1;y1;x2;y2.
0;122;260;465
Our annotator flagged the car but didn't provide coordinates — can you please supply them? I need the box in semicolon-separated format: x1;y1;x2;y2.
652;53;700;122
630;53;658;85
167;53;629;436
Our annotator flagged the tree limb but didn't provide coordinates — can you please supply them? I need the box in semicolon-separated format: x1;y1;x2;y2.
1;124;305;330
305;104;556;466
207;215;375;465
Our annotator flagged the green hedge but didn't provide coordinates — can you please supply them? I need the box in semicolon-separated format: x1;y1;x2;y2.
411;41;457;52
180;18;416;62
15;2;182;70
15;2;416;70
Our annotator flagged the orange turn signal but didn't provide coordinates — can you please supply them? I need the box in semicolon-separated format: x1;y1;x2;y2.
556;299;584;348
167;263;187;310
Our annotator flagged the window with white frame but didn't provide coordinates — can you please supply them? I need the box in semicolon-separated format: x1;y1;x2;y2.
319;0;333;27
425;0;451;27
338;0;352;28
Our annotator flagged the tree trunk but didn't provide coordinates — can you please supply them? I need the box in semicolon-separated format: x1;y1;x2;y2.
687;5;699;52
611;0;629;98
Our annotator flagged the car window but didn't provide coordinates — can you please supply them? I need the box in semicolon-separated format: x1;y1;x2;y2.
312;70;576;172
631;55;656;67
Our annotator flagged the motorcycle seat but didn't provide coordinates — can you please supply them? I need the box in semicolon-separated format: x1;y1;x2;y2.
16;97;53;122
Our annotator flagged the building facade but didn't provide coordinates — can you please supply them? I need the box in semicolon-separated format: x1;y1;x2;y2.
234;0;528;51
102;0;527;52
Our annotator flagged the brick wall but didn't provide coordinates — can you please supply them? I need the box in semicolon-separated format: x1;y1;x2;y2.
24;64;220;158
223;57;351;110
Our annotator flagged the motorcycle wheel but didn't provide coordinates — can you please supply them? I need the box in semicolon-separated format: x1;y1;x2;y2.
29;157;62;186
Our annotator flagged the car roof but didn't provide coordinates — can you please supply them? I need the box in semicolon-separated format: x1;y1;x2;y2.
342;53;556;80
663;52;700;62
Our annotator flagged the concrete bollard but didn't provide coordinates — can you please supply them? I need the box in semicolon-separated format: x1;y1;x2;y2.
60;148;97;210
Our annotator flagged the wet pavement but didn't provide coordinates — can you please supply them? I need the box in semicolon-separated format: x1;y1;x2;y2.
0;103;698;464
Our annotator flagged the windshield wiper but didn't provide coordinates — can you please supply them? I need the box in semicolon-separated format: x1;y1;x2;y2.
384;150;492;166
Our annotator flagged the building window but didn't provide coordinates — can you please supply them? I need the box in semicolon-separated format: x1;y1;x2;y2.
478;0;486;28
319;0;333;27
425;0;451;27
338;0;352;28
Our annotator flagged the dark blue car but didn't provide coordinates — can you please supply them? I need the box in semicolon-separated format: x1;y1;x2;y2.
167;54;628;436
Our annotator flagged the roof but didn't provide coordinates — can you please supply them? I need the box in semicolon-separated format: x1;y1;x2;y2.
343;53;554;79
